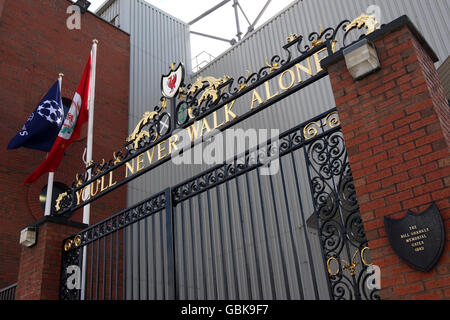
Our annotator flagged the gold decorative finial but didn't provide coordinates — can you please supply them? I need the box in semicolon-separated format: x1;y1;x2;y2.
169;62;176;70
346;13;379;35
265;57;280;73
75;173;84;187
86;159;94;168
59;73;64;78
286;33;299;43
113;152;122;165
93;39;99;44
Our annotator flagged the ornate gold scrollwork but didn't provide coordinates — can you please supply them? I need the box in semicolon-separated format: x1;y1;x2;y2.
73;235;82;247
324;111;340;128
177;87;187;100
85;159;94;168
127;111;159;149
264;57;280;73
188;75;231;105
237;70;252;91
113;152;122;165
327;257;340;276
64;239;73;252
327;248;372;277
55;192;68;212
64;235;82;251
95;159;106;175
346;13;379;35
286;33;299;43
159;97;168;111
303;111;340;140
360;246;372;267
303;121;322;140
342;249;359;276
75;173;84;187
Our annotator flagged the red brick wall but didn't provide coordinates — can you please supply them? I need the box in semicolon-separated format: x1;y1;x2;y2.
15;219;85;300
0;0;129;289
326;25;450;299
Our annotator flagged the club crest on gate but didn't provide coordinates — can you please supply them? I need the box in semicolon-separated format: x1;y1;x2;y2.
161;62;184;98
384;203;445;272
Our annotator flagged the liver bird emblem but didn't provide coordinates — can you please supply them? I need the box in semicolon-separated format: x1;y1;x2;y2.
168;74;177;92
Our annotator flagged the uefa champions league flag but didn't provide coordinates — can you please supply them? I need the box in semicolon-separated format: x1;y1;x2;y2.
24;55;92;185
7;81;64;152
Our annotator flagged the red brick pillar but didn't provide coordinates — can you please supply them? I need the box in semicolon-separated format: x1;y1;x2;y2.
16;217;86;300
322;16;450;299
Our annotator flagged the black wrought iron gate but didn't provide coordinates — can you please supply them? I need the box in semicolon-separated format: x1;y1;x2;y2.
60;108;380;300
58;16;385;300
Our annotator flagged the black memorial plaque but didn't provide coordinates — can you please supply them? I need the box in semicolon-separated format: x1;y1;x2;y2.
384;203;445;272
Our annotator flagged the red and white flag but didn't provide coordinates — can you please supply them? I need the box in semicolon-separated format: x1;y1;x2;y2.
24;56;92;185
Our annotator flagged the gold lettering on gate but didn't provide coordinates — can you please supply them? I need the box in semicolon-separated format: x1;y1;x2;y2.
58;20;350;211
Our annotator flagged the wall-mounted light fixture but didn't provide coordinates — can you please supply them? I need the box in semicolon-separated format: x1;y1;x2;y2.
19;227;37;248
343;38;381;80
75;0;91;14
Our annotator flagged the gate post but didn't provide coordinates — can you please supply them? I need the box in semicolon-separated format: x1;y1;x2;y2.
321;16;449;300
15;217;86;300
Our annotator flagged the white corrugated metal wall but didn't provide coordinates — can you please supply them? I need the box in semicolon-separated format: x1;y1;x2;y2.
97;0;450;300
126;0;450;200
98;0;450;207
98;0;192;206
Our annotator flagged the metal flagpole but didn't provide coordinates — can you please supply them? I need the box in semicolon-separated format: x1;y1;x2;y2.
81;40;97;300
44;73;64;216
82;39;98;226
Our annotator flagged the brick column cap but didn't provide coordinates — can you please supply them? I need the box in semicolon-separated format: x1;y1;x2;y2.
27;216;87;229
321;15;439;70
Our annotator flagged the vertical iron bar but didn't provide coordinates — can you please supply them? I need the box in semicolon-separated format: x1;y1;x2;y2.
137;219;141;300
180;201;188;299
188;196;198;299
129;224;134;299
290;152;320;299
90;242;94;300
173;205;179;300
96;238;100;300
160;208;166;299
115;228;119;300
152;213;157;299
278;158;305;299
196;193;208;299
109;233;113;300
224;181;240;299
233;175;253;299
215;183;229;299
144;211;150;300
165;188;176;300
79;245;85;301
255;168;277;299
123;227;127;300
206;189;218;299
266;171;291;299
103;235;106;300
243;172;264;298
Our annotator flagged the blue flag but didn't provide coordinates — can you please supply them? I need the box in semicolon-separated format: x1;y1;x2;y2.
7;81;64;152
